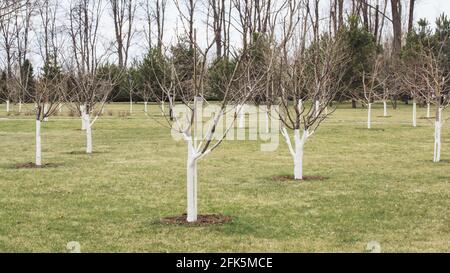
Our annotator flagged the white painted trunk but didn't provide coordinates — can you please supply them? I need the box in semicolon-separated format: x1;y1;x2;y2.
59;104;62;113
367;103;372;129
85;115;93;154
6;100;10;112
265;110;270;134
129;98;133;114
293;129;307;180
427;103;431;118
36;119;42;166
434;121;441;163
186;143;198;222
412;102;417;127
161;101;165;116
43;104;49;122
383;101;388;117
144;101;148;113
297;99;303;113
19;100;22;113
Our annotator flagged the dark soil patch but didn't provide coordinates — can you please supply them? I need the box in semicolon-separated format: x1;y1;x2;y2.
161;214;232;226
272;175;328;182
15;162;61;169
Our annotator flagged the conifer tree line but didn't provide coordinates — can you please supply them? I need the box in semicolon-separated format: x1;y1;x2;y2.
0;0;448;105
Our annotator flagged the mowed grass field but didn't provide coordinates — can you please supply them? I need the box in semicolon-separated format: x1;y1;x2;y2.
0;102;449;252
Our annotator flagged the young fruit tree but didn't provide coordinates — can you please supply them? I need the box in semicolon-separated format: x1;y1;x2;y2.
29;72;64;166
65;0;118;154
153;0;256;222
271;1;349;180
360;55;385;129
415;46;450;162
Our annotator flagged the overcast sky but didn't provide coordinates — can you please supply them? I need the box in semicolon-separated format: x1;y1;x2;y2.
4;0;450;71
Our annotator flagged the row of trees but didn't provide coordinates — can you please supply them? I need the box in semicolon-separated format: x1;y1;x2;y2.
1;0;449;222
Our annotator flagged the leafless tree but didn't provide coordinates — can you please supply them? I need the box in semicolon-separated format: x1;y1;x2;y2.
390;0;402;55
66;0;120;154
108;0;136;68
143;0;167;51
268;0;349;180
404;45;450;162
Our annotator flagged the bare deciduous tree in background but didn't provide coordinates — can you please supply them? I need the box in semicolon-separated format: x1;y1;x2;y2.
66;0;119;154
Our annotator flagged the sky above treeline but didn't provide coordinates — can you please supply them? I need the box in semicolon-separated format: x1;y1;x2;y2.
3;0;450;71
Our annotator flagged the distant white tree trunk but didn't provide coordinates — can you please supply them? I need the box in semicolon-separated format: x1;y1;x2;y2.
265;109;270;134
427;103;431;118
412;100;417;127
367;103;372;129
297;99;303;113
161;101;165;116
85;114;93;154
144;101;148;113
44;104;49;122
129;97;133;114
186;140;198;222
6;100;10;112
383;101;388;117
36;119;42;166
433;108;442;163
293;129;308;180
19;100;22;113
59;104;62;113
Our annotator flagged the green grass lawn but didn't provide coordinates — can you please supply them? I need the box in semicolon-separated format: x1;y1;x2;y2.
0;102;449;252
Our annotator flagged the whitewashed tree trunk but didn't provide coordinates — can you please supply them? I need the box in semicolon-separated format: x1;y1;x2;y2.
297;99;303;113
43;104;49;122
59;104;62;113
434;107;442;163
434;121;441;163
144;101;148;113
36;119;42;166
427;103;431;118
6;100;10;112
383;101;388;117
412;101;417;127
293;129;308;180
161;101;165;116
265;110;270;134
129;97;133;114
367;103;372;129
186;141;198;222
85;114;93;154
19;100;22;113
